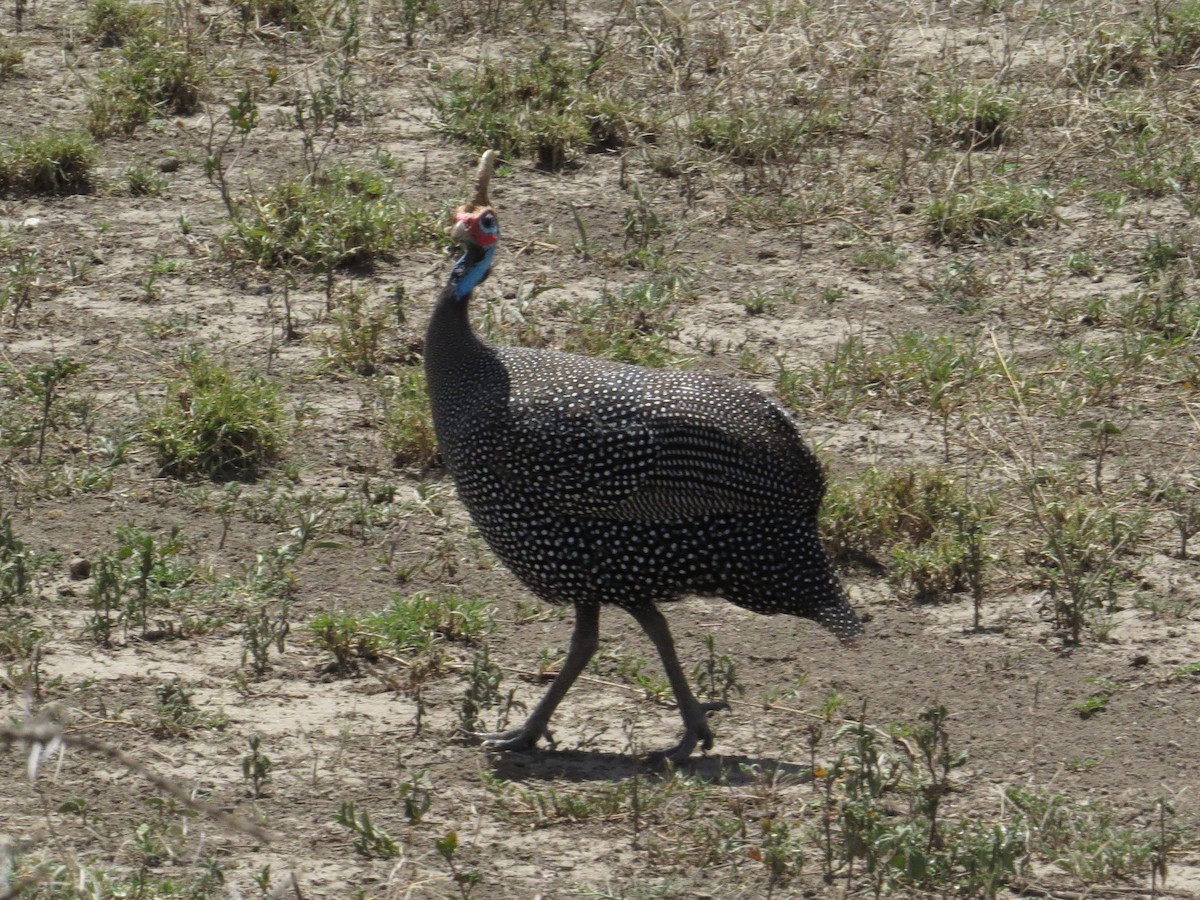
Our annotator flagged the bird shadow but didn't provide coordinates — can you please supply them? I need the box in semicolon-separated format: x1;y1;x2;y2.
485;748;811;786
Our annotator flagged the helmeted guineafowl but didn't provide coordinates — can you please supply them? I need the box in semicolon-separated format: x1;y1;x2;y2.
425;151;862;764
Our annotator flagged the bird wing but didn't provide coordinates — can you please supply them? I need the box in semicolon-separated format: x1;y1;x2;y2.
470;358;825;521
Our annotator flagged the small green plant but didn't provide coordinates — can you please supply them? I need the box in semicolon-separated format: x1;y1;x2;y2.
87;33;206;136
0;131;96;195
927;181;1056;244
927;83;1015;149
781;330;996;423
369;592;494;653
554;277;686;368
233;0;319;34
0;512;34;604
432;47;647;170
435;831;483;900
112;524;188;640
1074;678;1118;718
335;802;399;858
1138;228;1192;281
0;43;24;79
691;634;743;705
85;554;123;646
0;614;42;698
821;467;993;605
1007;787;1168;884
687;103;842;171
142;348;287;481
1070;25;1148;89
242;734;272;798
309;607;377;673
1079;419;1123;492
241;601;290;676
747;818;803;894
739;289;780;316
225;166;436;272
85;0;156;47
1159;476;1200;558
0;356;91;458
151;676;227;737
1026;477;1147;645
621;181;664;258
0;249;40;326
1155;0;1200;65
123;165;167;196
326;288;396;375
26;357;85;463
399;770;433;825
850;243;902;271
458;646;505;734
377;366;439;468
815;705;1026;896
928;259;993;312
1065;250;1097;276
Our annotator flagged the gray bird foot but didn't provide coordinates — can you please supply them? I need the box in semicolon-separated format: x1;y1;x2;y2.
643;701;730;766
471;723;555;753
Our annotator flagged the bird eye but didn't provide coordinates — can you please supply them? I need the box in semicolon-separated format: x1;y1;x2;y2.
481;212;497;231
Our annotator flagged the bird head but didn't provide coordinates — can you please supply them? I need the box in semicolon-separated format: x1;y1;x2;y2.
451;149;500;247
447;150;499;301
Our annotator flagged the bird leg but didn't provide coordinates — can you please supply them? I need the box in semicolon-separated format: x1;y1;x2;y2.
627;604;729;765
474;602;600;753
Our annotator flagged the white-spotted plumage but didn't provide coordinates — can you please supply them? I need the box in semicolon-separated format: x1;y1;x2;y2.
424;152;861;763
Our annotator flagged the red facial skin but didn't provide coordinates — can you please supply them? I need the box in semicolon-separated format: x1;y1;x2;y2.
454;209;499;247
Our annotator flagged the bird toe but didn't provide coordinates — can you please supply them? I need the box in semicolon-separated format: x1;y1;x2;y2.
473;724;551;753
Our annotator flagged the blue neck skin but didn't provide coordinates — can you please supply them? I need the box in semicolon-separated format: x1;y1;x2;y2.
449;245;496;301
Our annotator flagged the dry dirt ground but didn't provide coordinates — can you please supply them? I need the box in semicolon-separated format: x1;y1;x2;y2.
2;0;1200;897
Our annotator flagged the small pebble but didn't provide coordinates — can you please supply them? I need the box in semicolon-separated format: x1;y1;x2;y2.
68;557;91;580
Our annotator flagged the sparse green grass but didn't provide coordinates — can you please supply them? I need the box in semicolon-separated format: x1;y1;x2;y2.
821;467;994;607
1024;474;1148;645
83;524;229;646
308;593;492;674
1115;131;1200;196
141;349;287;481
326;288;395;375
122;164;168;197
1006;788;1174;885
781;330;998;420
368;591;493;652
432;47;650;169
308;607;377;672
0;512;34;604
148;676;228;737
0;357;90;460
85;0;157;47
0;131;96;195
1074;677;1118;718
377;366;439;467
555;277;687;367
929;259;993;312
1071;25;1149;89
0;43;24;79
927;181;1056;244
225;166;437;271
1154;0;1200;65
850;242;903;271
87;32;207;136
233;0;321;34
927;83;1015;149
687;104;842;168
